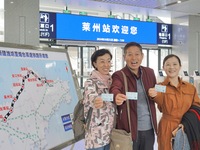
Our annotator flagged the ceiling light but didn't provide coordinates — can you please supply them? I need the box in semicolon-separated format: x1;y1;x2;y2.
177;0;181;3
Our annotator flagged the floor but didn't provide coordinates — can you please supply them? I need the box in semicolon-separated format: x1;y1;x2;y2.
63;107;162;150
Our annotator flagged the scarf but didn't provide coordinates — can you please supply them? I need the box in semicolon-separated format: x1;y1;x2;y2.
90;70;112;88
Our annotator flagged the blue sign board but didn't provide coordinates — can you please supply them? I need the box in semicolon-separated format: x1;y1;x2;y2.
39;12;56;39
56;13;157;44
63;122;73;131
61;114;71;123
157;23;172;45
39;12;173;45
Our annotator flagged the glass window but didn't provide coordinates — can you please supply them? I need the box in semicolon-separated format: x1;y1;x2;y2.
113;47;124;73
67;46;80;75
141;49;147;67
160;48;170;69
98;46;124;74
82;47;96;86
149;49;159;76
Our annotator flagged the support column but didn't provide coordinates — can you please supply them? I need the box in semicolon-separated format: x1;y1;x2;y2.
188;15;200;74
4;0;39;46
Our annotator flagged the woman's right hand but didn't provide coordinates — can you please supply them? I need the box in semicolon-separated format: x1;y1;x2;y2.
148;88;157;98
94;97;104;109
115;93;127;105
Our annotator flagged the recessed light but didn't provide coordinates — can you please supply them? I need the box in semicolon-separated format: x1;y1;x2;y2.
10;1;14;4
177;0;181;3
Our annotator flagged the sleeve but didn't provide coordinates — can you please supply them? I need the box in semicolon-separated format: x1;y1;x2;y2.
152;92;164;109
151;69;157;85
152;83;166;111
192;87;200;107
109;71;124;103
83;79;98;110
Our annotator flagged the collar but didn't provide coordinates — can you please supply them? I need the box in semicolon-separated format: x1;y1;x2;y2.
126;65;142;78
163;76;186;86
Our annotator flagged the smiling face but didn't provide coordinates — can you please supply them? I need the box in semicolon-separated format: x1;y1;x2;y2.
93;53;112;75
163;56;181;79
124;46;143;75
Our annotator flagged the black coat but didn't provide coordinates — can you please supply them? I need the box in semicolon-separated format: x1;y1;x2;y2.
181;105;200;150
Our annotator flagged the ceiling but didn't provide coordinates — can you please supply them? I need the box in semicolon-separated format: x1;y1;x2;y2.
39;0;200;24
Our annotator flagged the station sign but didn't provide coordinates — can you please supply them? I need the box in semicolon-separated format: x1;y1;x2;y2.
157;23;172;45
39;12;56;39
39;11;173;45
56;13;157;44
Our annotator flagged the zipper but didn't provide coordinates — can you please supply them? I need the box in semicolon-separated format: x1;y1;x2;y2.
141;80;156;132
120;109;123;120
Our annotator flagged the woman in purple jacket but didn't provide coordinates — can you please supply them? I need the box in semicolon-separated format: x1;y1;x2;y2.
110;42;157;150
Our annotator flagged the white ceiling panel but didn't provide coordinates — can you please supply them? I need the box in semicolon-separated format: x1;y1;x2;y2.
39;0;200;24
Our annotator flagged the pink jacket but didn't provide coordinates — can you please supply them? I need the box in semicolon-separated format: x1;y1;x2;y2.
83;70;115;149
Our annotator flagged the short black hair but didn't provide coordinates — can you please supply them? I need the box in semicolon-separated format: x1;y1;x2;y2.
124;42;142;54
163;54;181;67
91;49;112;69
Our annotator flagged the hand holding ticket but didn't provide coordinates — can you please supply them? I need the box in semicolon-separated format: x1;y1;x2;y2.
126;92;138;100
155;84;166;93
101;93;113;101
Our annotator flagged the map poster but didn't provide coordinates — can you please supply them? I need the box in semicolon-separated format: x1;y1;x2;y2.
0;45;79;149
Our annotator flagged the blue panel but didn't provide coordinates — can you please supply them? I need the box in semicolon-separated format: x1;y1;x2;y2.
157;23;172;45
63;122;73;131
56;13;157;44
39;12;56;39
61;114;71;123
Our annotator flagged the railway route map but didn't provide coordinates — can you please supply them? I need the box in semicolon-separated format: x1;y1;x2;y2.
0;46;78;149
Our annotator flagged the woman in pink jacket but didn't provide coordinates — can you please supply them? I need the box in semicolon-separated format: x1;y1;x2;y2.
83;49;115;150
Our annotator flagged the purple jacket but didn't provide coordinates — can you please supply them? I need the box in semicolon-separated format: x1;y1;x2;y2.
110;65;157;140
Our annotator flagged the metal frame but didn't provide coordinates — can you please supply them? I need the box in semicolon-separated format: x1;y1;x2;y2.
0;42;82;150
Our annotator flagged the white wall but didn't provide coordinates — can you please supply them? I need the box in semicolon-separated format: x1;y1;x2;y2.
172;16;200;76
172;24;189;76
188;15;200;75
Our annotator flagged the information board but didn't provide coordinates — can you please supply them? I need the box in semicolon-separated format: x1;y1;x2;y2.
0;43;79;150
157;23;172;45
39;11;173;45
40;11;56;39
56;13;157;44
